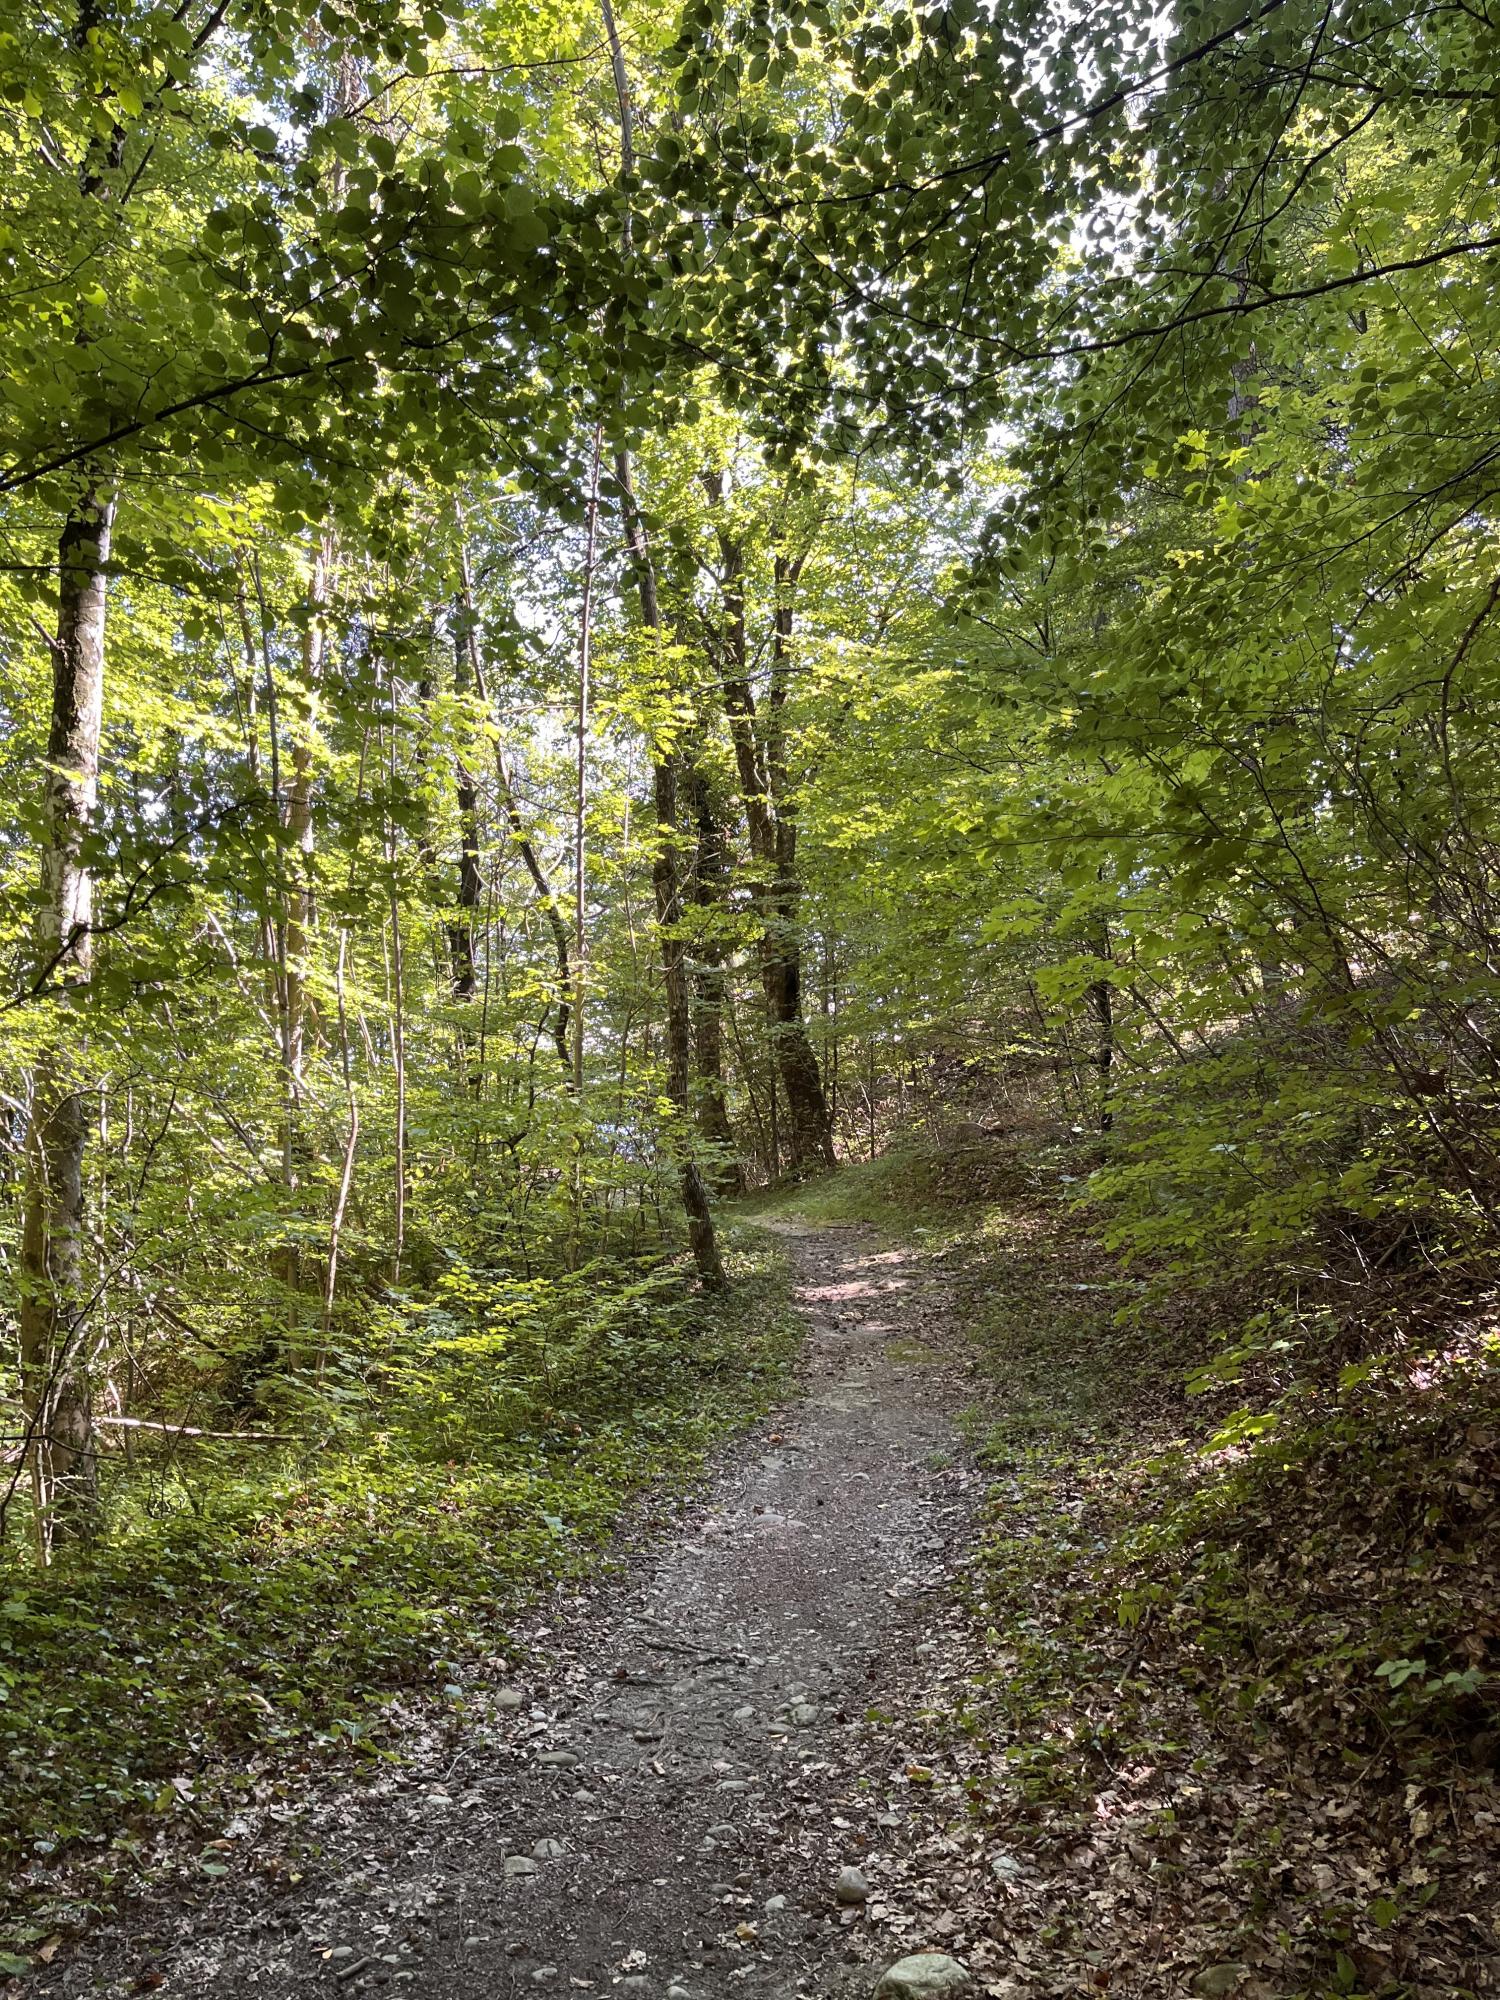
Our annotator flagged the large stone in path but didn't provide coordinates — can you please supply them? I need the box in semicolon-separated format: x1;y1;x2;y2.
873;1954;972;1999
835;1865;870;1905
1190;1969;1248;1997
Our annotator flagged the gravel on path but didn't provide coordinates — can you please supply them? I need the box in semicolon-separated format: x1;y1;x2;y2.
36;1222;986;2000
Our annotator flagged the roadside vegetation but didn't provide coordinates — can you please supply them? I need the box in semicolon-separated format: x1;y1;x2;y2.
766;1133;1500;1999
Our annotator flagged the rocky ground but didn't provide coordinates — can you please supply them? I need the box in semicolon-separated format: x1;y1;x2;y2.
31;1222;996;2000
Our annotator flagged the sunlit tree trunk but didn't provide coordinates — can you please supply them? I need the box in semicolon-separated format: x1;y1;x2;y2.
572;429;603;1095
261;535;332;1364
616;454;726;1290
389;897;408;1273
764;557;835;1170
233;563;283;1015
686;764;744;1194
320;930;360;1353
284;534;331;1100
597;0;724;1278
20;484;116;1552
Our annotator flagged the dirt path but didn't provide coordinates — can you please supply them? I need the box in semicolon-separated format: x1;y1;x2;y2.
38;1222;985;2000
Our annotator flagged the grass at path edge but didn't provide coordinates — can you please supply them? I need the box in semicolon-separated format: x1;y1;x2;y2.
0;1224;800;1965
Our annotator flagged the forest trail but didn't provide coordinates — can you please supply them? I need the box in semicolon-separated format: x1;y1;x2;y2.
43;1222;985;2000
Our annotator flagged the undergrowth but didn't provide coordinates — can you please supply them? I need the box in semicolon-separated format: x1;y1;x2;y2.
0;1223;798;1961
744;1133;1048;1243
778;1133;1500;2000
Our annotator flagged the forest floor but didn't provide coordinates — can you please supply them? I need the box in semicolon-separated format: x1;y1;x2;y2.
18;1152;1500;2000
24;1217;998;2000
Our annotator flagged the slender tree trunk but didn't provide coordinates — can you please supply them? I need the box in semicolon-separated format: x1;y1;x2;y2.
265;536;332;1361
572;428;603;1095
686;764;744;1194
1089;916;1115;1134
708;519;834;1174
234;566;282;1017
19;484;116;1552
321;931;360;1353
724;981;771;1179
616;457;726;1289
821;935;839;1143
284;533;331;1093
455;540;574;1073
600;0;724;1284
381;672;408;1279
765;560;835;1170
16;0;140;1552
762;827;835;1170
866;1036;877;1161
248;554;293;1109
449;598;482;1007
651;742;728;1289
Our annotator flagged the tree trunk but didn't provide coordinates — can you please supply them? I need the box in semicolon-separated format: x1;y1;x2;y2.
265;536;332;1362
449;597;482;1007
765;557;835;1170
572;428;603;1094
1089;916;1115;1134
652;745;728;1288
600;0;724;1285
19;484;116;1552
456;540;574;1073
709;518;834;1174
284;534;331;1091
686;764;744;1194
616;457;726;1290
763;818;835;1172
234;563;283;1019
596;0;724;1280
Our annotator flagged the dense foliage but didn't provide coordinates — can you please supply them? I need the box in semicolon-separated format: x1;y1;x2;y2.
3;0;1498;1980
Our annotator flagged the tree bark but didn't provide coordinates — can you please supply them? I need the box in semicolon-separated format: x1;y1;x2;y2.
262;537;332;1361
572;426;603;1095
616;457;726;1289
455;540;575;1073
686;764;745;1194
764;554;836;1170
651;743;728;1288
283;533;331;1093
708;514;835;1173
233;562;283;1021
377;651;409;1277
1089;916;1115;1134
449;596;482;1006
20;484;116;1550
599;0;725;1284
